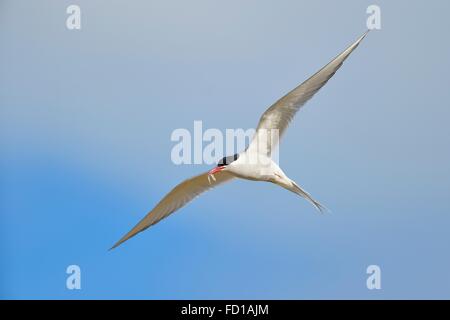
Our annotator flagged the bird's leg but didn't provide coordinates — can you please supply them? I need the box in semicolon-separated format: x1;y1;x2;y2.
208;173;216;184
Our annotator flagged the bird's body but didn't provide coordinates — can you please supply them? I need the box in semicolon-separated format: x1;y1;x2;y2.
111;31;369;249
229;154;326;210
225;153;278;181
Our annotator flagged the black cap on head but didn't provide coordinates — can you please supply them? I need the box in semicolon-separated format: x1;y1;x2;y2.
217;153;239;167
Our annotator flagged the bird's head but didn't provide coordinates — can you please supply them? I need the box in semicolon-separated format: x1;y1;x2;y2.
208;153;239;175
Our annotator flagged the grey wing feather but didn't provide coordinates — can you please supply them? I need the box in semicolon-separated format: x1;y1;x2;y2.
247;30;369;157
111;170;234;249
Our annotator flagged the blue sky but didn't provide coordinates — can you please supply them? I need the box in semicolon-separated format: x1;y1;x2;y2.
1;0;450;299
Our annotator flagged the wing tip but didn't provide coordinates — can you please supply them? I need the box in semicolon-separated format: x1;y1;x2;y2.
109;228;140;251
109;239;124;251
350;29;370;50
359;29;370;42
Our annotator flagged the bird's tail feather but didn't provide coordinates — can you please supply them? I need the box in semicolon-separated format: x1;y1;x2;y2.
289;181;328;213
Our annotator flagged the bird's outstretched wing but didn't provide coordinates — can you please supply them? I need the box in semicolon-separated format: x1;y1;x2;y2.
247;31;369;157
111;170;234;249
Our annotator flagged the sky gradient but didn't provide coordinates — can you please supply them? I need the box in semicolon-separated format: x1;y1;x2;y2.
1;0;450;299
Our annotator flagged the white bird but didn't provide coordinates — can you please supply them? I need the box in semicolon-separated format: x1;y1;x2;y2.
111;31;369;249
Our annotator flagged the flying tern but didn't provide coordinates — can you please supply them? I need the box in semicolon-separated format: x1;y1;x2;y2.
111;31;368;249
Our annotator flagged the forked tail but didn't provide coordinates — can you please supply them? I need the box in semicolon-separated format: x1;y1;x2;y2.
289;180;328;213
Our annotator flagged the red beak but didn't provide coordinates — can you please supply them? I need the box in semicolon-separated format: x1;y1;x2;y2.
208;166;225;175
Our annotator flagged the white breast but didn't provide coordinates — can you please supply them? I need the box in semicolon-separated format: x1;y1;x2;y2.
226;152;280;181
